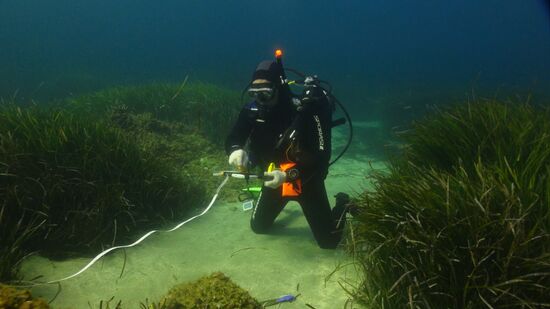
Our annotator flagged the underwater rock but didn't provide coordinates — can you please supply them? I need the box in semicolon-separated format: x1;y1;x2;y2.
0;284;50;309
162;272;260;309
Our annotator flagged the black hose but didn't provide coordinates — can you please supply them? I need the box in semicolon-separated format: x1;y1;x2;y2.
328;94;353;166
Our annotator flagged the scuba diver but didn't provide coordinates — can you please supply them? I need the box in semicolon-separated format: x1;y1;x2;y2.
225;51;351;249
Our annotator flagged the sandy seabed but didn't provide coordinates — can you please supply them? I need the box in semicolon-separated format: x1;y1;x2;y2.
19;123;385;308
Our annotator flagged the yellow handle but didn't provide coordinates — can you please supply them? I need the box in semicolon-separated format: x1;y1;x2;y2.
267;162;276;172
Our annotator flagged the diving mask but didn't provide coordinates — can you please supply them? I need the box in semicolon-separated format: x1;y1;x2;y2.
248;83;275;104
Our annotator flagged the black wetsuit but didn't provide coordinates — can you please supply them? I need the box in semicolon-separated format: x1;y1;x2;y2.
225;88;346;249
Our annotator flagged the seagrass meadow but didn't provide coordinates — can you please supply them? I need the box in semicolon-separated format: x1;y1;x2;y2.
1;79;550;308
0;82;243;284
348;99;550;308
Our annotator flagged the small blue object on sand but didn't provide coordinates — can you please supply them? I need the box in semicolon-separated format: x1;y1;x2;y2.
260;294;300;307
276;294;297;303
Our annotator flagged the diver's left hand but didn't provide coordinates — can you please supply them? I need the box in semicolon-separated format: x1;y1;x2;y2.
264;170;287;189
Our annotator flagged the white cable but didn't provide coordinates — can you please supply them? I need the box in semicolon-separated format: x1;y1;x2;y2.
19;175;230;287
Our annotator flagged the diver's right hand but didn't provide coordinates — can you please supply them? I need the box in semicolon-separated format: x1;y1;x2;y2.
228;149;248;170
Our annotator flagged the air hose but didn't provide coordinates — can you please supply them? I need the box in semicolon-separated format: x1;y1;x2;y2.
327;93;353;167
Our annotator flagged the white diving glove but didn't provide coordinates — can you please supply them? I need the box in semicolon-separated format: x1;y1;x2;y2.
228;149;248;170
264;170;287;189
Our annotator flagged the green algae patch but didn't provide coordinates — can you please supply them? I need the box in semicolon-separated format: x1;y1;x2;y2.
0;284;50;309
162;272;260;309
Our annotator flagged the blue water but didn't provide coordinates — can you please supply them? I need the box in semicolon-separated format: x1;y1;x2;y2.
1;0;549;118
